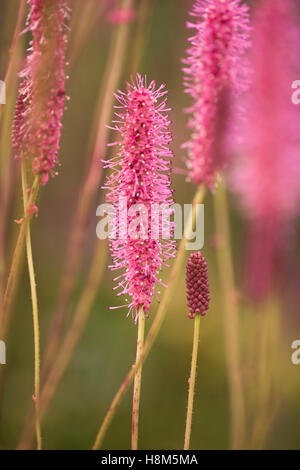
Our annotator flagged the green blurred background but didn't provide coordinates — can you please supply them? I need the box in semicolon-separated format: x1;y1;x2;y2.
0;0;299;450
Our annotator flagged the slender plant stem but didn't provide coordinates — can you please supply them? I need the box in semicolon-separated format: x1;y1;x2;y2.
0;168;38;414
0;172;39;429
92;185;206;450
41;0;135;381
127;0;152;75
17;239;107;449
250;296;280;449
249;304;270;449
68;0;101;67
131;309;146;450
0;176;40;339
0;0;26;303
0;0;26;123
184;314;201;450
21;162;42;450
213;181;245;450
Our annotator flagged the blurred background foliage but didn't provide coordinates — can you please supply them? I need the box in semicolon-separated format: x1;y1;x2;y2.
0;0;299;450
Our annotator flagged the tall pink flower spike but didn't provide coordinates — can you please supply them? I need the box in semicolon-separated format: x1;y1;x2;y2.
231;0;300;300
104;74;176;321
183;0;250;188
12;0;69;186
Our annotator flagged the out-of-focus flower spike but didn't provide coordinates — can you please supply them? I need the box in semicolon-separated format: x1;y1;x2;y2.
183;0;251;188
12;0;70;185
231;0;300;300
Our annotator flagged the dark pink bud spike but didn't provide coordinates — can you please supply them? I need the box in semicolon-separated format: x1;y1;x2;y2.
186;252;210;319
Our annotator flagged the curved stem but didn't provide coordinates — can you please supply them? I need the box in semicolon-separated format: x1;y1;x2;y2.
213;181;245;450
0;175;40;338
0;0;26;123
0;0;27;311
68;1;101;67
92;185;206;450
249;296;280;449
127;0;152;75
0;174;39;420
184;314;200;450
17;239;107;449
131;309;145;450
21;163;41;450
0;0;26;302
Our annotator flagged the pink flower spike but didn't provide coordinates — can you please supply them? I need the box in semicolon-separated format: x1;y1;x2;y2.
12;0;70;184
231;0;300;301
104;74;176;320
183;0;251;188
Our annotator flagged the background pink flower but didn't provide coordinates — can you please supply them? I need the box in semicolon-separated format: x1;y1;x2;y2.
183;0;250;188
12;0;69;186
231;0;300;300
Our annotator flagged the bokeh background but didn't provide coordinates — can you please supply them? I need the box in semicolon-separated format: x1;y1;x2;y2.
0;0;299;450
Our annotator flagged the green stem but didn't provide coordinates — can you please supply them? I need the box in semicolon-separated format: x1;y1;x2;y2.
127;0;152;75
0;175;40;338
17;239;107;449
0;174;39;422
250;296;280;449
184;314;201;450
21;162;41;450
68;1;100;67
92;185;206;450
213;181;245;450
131;309;146;450
0;0;26;302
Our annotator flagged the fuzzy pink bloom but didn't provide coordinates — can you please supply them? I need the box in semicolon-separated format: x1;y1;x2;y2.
104;74;175;321
183;0;250;188
186;252;210;319
12;0;69;186
231;0;300;300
